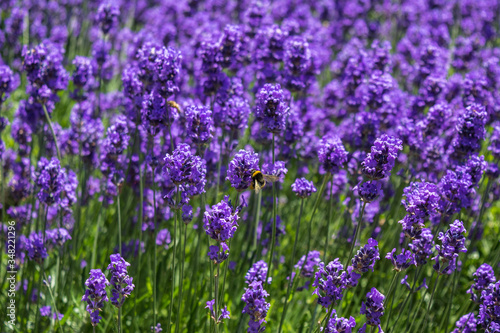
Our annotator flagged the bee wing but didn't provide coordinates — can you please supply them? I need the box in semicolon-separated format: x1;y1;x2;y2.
263;174;281;183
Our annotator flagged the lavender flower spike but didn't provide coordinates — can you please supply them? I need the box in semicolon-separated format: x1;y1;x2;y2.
359;287;385;333
82;269;110;326
107;253;135;308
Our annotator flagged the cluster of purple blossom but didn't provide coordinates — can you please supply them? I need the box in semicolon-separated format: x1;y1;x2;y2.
82;254;134;326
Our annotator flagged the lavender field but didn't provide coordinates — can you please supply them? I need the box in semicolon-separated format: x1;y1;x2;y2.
1;0;500;332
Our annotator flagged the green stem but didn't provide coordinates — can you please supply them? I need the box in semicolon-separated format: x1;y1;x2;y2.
214;263;220;332
266;134;277;282
42;104;62;161
383;271;399;331
118;308;122;333
278;198;305;333
442;270;458;332
253;191;262;252
167;188;179;332
91;201;104;269
152;166;157;327
319;304;335;333
389;267;421;332
134;165;144;321
175;211;186;333
214;132;224;204
345;201;367;268
407;271;438;333
324;180;334;261
44;273;64;333
117;193;122;255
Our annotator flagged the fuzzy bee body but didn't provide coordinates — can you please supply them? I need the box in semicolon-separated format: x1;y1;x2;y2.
250;170;280;193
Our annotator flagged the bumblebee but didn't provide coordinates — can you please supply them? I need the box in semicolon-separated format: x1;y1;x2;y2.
250;170;280;193
166;100;182;114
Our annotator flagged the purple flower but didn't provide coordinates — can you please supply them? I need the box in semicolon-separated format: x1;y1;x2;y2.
226;149;259;191
35;157;64;206
107;254;134;308
361;134;403;180
261;161;288;182
386;248;415;272
182;205;193;224
489;122;500;159
318;135;349;174
255;83;289;134
163;143;207;198
0;64;19;105
294;250;321;279
156;229;171;250
359;288;385;333
401;182;440;221
141;91;167;135
351;238;380;274
467;264;496;303
241;281;270;333
245;260;268;284
408;228;434;266
324;309;356;333
433;220;467;275
45;228;72;249
459;154;486;187
479;281;500;331
313;259;347;308
206;299;230;324
40;306;51;317
204;195;241;243
184;105;214;146
207;244;230;264
151;323;163;332
96;2;120;34
439;169;474;215
452;103;487;158
82;269;109;326
153;46;182;98
25;232;47;264
356;181;382;203
72;56;95;96
451;313;477;333
291;178;317;198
